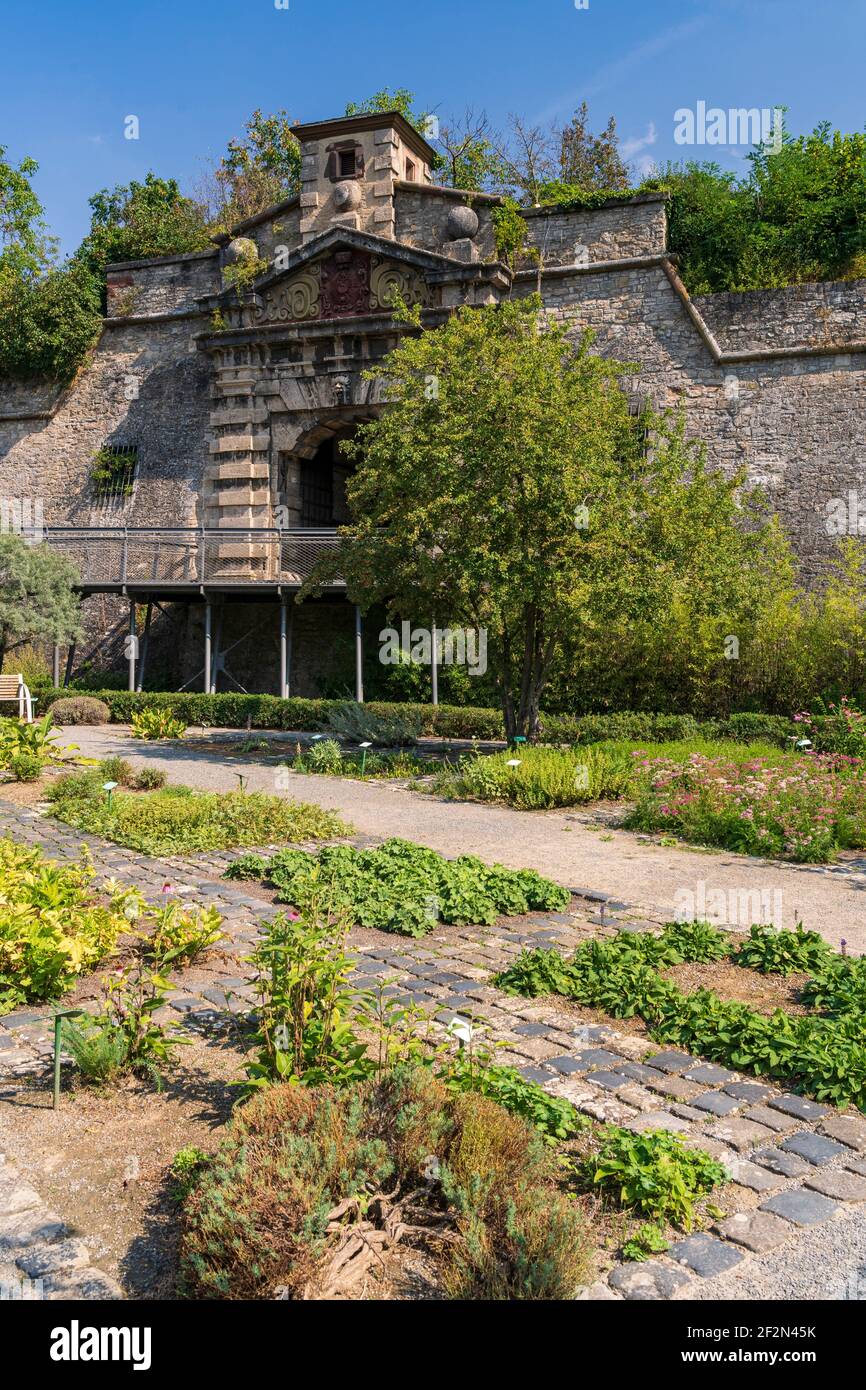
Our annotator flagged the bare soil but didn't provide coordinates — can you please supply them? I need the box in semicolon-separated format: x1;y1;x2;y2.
663;959;812;1016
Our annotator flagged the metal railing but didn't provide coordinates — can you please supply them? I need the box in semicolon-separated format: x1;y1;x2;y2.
21;526;344;588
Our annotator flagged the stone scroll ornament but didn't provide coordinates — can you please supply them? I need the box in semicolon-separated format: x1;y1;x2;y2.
254;266;321;324
370;259;432;312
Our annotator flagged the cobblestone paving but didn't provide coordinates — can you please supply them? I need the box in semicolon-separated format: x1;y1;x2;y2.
2;800;865;1302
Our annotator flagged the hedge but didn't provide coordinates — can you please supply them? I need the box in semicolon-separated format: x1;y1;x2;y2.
37;688;800;747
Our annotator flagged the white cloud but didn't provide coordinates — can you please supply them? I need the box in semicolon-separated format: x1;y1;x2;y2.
621;122;658;160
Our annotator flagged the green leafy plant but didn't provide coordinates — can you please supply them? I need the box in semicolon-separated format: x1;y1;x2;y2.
130;708;187;741
581;1127;728;1229
225;837;569;937
132;766;167;791
169;1146;210;1203
148;902;223;968
46;777;348;855
66;938;187;1089
0;839;126;1013
242;900;372;1092
732;923;833;976
621;1223;671;1262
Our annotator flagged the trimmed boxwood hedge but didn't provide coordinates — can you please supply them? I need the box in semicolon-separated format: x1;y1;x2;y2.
38;687;799;748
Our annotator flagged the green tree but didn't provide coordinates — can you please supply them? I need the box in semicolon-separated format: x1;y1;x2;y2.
0;148;101;381
312;298;771;738
0;534;81;673
558;103;630;191
75;173;209;286
205;109;302;230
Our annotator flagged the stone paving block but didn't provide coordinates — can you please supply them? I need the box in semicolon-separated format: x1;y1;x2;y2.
683;1063;738;1086
644;1073;704;1102
741;1104;797;1134
510;1037;563;1062
516;1066;552;1085
752;1146;813;1178
761;1188;839;1227
623;1111;692;1135
616;1084;659;1113
669;1102;708;1123
586;1069;632;1091
804;1169;866;1202
780;1131;847;1167
843;1156;866;1177
614;1061;663;1085
573;1047;628;1071
723;1081;774;1104
0;1181;43;1216
818;1114;866;1152
691;1091;742;1117
0;1208;66;1252
609;1261;691;1300
717;1210;792;1253
706;1117;777;1152
577;1280;621;1301
45;1269;125;1301
604;1035;656;1060
555;1078;599;1107
16;1237;90;1278
768;1094;830;1123
667;1233;743;1278
643;1050;700;1074
577;1095;636;1125
683;1136;738;1166
545;1055;590;1075
725;1157;786;1192
512;1022;551;1037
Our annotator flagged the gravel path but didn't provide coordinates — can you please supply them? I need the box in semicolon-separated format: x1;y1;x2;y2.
688;1204;866;1301
58;725;866;953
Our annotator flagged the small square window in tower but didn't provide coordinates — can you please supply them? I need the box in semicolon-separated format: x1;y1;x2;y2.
338;149;357;178
406;159;416;182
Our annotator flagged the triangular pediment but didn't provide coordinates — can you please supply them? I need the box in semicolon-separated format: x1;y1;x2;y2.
202;227;502;327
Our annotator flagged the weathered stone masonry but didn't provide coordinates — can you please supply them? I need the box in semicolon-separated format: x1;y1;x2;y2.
1;108;865;692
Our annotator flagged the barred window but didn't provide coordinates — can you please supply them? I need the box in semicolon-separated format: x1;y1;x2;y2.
91;445;138;502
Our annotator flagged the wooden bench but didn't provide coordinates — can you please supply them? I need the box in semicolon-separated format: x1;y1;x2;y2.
0;674;34;723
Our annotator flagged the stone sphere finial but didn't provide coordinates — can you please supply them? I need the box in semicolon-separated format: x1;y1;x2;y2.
334;181;362;211
224;236;259;266
446;205;479;241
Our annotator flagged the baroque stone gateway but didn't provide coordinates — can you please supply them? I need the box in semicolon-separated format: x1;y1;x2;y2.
1;109;865;695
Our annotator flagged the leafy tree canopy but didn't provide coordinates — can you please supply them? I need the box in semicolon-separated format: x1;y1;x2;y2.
312;297;771;738
74;173;210;283
204;109;302;231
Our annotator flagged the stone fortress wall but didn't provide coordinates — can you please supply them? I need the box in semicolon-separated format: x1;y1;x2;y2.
1;118;864;692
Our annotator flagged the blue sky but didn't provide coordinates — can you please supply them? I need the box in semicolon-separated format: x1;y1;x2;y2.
2;0;864;255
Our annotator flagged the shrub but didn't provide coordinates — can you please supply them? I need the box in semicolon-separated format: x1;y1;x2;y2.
48;696;110;725
180;1067;592;1300
130;708;187;740
98;756;136;786
326;700;422;746
225;837;570;936
301;738;343;773
47;782;349;855
32;687;804;746
0;839;125;1013
148;902;223;968
9;750;44;782
133;766;167;791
